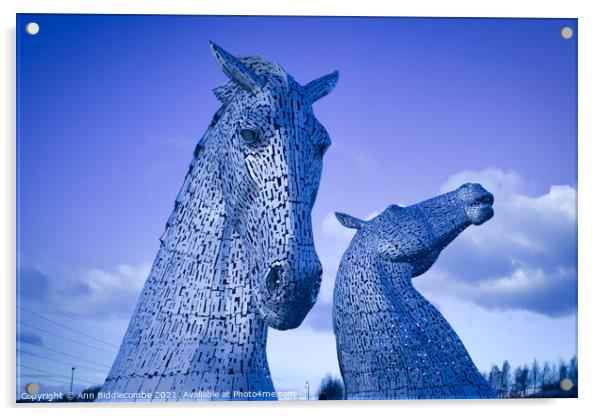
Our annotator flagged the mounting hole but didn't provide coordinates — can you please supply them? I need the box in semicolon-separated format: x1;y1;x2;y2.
560;26;573;39
25;22;40;36
25;382;39;394
559;378;573;391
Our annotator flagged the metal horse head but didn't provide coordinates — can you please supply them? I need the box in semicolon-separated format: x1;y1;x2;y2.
336;183;494;277
208;43;338;330
332;183;496;399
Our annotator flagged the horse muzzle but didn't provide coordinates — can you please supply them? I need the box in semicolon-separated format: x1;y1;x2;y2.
258;256;322;330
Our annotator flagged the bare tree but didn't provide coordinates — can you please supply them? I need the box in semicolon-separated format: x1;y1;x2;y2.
492;357;576;398
531;358;540;393
558;358;568;381
541;361;551;389
521;367;530;397
501;360;511;397
489;365;502;396
512;366;529;397
551;362;558;384
568;356;578;386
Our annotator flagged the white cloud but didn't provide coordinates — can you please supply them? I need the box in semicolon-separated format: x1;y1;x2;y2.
81;263;150;293
20;263;152;320
61;263;151;318
417;168;577;317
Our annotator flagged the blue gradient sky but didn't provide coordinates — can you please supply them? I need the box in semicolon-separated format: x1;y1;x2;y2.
17;14;577;398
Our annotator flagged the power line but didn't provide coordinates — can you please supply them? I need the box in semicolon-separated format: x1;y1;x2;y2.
19;306;120;348
17;321;116;355
63;315;125;340
17;349;108;374
20;343;111;369
20;373;75;384
19;364;99;385
17;301;127;341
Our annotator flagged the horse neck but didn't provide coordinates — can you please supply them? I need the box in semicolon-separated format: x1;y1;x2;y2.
162;141;268;350
337;233;393;294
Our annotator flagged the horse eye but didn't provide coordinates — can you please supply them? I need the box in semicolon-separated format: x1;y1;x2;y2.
240;128;260;144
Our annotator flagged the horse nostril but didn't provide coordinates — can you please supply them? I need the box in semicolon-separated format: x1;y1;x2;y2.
265;265;284;298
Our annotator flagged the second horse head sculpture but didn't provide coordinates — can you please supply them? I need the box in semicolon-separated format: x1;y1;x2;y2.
333;183;498;399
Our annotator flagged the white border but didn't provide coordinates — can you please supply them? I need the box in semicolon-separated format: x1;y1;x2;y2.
8;0;586;17
3;1;601;415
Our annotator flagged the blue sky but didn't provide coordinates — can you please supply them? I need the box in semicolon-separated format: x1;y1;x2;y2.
17;14;577;398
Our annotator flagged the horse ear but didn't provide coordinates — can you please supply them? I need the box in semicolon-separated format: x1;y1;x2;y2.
303;71;339;103
335;212;365;230
209;42;265;91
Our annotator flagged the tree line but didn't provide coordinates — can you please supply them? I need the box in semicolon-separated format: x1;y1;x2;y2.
483;356;578;398
318;356;578;400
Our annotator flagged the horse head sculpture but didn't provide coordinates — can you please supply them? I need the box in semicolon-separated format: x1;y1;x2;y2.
336;183;494;277
333;183;497;399
100;43;338;400
208;43;337;330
